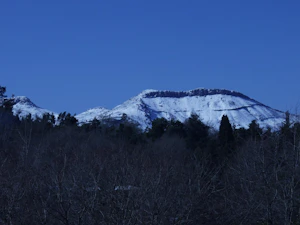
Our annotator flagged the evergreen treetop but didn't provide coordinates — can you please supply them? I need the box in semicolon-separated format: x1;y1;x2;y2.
0;86;7;98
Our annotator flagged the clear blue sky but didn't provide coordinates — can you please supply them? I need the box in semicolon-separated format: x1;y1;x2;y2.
1;1;300;114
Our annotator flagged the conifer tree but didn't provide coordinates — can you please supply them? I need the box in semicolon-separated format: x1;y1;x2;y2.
248;120;262;141
280;111;292;137
218;115;235;157
185;113;209;150
166;119;186;137
147;117;169;140
0;86;7;98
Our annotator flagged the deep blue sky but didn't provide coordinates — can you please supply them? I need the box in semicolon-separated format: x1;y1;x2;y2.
1;1;300;114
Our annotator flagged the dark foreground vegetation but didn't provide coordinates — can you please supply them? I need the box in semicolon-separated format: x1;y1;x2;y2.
1;91;300;224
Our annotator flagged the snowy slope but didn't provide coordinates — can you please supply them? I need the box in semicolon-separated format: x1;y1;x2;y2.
75;107;110;123
76;88;288;130
3;96;57;120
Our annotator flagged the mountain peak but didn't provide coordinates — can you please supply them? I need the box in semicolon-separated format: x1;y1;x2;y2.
1;96;57;120
76;88;286;130
13;96;38;107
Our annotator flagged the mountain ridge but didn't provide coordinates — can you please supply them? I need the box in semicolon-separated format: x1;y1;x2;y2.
0;88;291;130
142;88;258;101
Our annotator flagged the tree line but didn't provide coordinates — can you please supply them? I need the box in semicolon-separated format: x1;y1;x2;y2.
1;86;300;224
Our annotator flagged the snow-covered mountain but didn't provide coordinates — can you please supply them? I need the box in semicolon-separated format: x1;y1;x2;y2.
76;88;289;130
0;89;291;130
75;107;110;123
0;96;57;119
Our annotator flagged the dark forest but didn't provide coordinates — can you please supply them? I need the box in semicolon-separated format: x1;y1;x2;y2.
1;87;300;225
